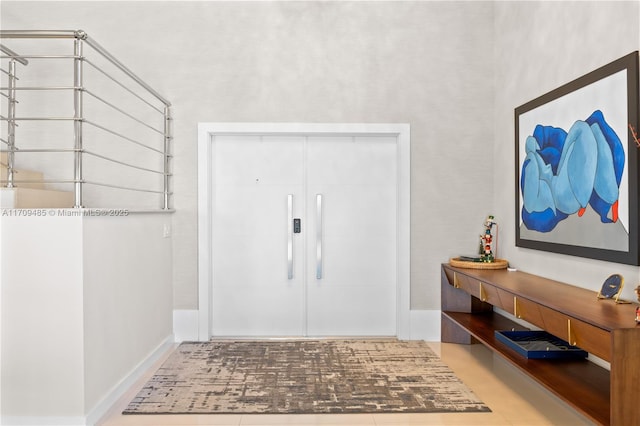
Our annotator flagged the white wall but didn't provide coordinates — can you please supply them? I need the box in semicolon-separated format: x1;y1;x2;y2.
82;213;173;415
1;216;85;421
493;1;640;299
1;1;496;312
0;213;173;423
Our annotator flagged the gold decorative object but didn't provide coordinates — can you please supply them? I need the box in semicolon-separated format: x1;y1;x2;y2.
449;257;508;270
596;274;629;304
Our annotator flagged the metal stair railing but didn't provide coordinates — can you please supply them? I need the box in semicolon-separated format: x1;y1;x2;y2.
0;30;172;210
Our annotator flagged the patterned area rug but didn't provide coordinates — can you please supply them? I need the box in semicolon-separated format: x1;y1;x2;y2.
124;339;491;415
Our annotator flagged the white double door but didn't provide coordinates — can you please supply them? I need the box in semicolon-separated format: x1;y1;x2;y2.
211;134;397;336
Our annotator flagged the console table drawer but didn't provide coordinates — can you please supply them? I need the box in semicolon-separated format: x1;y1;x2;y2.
536;304;571;342
452;272;481;299
516;298;570;342
481;283;513;313
569;319;611;361
452;273;512;311
514;297;548;330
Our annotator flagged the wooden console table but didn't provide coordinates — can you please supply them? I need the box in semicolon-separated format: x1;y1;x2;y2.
441;263;640;425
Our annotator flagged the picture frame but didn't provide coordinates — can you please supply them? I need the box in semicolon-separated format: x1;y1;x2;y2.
515;51;640;265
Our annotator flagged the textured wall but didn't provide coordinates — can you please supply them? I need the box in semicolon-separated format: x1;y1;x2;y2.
493;1;640;299
1;1;495;311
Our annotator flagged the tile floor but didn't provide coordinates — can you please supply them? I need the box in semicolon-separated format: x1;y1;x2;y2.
98;342;593;426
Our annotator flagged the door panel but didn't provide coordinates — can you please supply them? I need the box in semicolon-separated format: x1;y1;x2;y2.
212;135;305;336
306;136;397;336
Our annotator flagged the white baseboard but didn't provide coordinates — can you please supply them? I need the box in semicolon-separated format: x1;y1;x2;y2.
85;334;174;426
173;309;200;342
409;309;441;341
0;415;87;425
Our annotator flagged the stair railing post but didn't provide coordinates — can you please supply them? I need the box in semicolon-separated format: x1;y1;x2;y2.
73;35;84;208
6;57;17;188
163;105;171;210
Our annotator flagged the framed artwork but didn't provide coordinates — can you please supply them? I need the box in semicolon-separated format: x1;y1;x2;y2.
515;51;640;265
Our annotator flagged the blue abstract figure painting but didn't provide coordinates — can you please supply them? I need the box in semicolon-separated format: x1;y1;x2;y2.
520;110;624;233
515;51;639;265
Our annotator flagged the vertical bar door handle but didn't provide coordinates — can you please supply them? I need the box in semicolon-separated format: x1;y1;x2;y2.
316;194;323;279
288;194;293;279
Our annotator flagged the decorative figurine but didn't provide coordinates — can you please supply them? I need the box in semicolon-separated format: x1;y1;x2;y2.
479;215;497;263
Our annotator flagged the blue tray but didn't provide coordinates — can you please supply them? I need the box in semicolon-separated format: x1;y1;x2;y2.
495;330;588;359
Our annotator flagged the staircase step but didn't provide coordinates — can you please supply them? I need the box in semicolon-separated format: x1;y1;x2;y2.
1;187;74;208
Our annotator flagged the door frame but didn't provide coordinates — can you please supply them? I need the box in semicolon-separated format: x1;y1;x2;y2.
197;123;411;340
